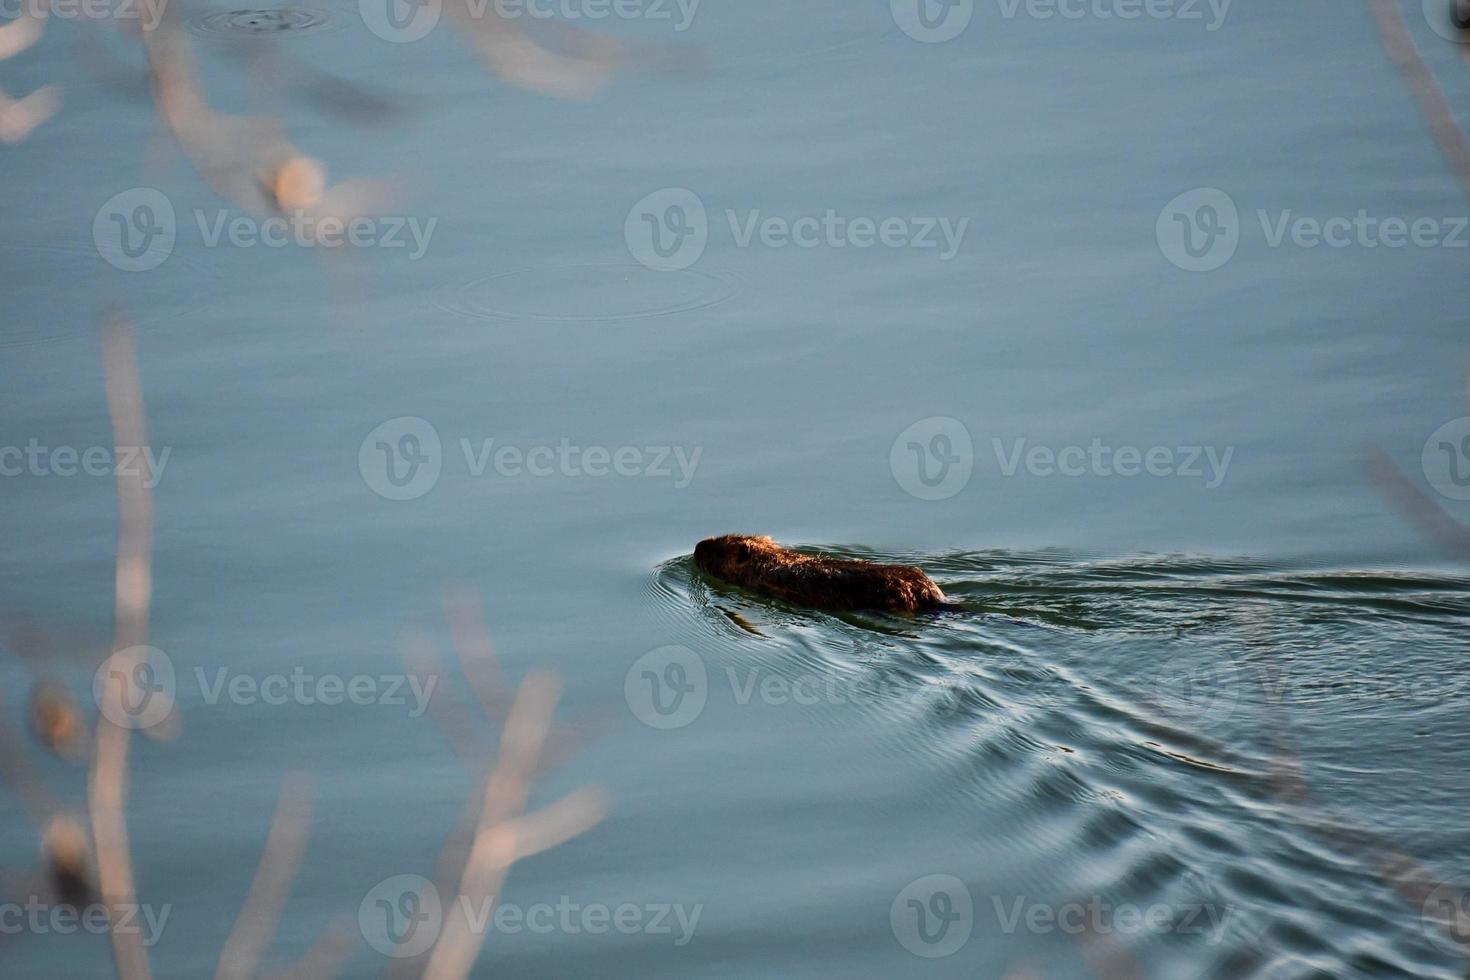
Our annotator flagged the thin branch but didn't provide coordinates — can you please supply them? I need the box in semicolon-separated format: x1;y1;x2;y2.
1246;607;1470;963
263;921;354;980
89;314;154;980
443;589;505;722
421;673;605;980
1365;447;1470;559
215;775;316;980
1365;0;1470;196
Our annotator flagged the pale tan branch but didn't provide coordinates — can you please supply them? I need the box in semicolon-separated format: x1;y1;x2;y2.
215;776;316;980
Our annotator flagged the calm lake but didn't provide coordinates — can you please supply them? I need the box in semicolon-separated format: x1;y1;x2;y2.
2;0;1469;976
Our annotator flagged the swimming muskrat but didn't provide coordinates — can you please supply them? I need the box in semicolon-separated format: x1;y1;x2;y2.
693;534;954;613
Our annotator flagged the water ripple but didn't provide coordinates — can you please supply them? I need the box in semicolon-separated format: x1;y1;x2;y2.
651;546;1470;978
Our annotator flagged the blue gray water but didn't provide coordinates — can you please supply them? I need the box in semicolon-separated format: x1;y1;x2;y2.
2;0;1470;976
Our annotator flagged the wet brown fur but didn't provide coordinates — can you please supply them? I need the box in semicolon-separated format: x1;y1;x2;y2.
693;535;950;613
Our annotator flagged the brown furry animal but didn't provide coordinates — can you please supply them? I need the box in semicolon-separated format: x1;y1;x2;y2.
693;534;952;613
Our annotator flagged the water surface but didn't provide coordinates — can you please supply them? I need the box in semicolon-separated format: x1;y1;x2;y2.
2;0;1469;976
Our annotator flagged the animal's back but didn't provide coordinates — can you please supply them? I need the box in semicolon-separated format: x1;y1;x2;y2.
693;535;950;613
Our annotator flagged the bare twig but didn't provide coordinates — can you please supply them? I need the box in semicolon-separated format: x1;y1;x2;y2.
443;590;506;723
101;316;153;655
215;776;316;980
89;315;155;980
435;0;626;99
0;6;58;143
1364;447;1470;559
1244;607;1470;965
421;672;606;980
1365;365;1470;558
1365;0;1470;196
263;921;354;980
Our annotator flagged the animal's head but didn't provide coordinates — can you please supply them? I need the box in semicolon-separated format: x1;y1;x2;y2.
693;534;779;580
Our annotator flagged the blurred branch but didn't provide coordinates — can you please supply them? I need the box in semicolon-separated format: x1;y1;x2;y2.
1365;0;1470;196
421;672;606;980
215;776;316;980
0;7;58;143
89;315;154;980
1364;365;1470;559
1365;447;1470;559
263;922;354;980
1242;607;1470;965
